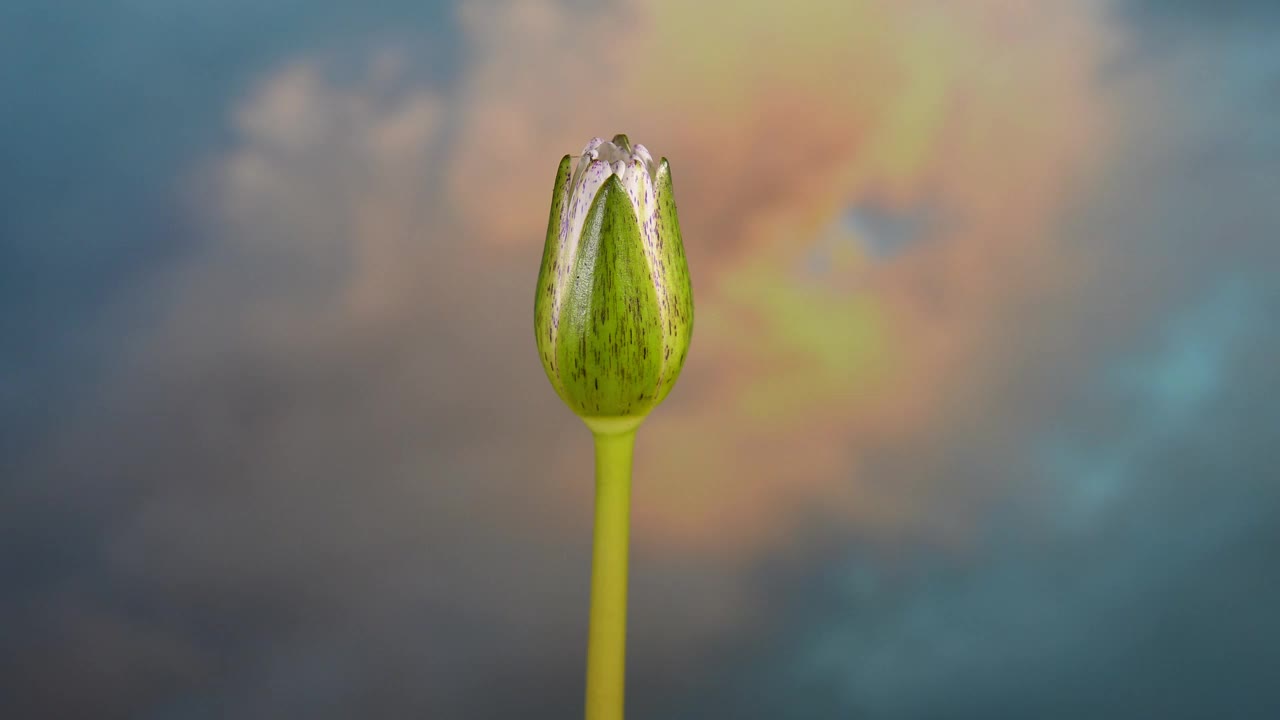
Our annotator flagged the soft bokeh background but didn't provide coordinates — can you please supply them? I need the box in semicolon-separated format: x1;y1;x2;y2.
4;0;1279;717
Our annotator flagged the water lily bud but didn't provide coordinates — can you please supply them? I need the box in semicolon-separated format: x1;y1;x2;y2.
535;134;694;419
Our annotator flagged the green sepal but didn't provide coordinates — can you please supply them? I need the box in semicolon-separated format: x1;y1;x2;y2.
556;175;665;418
534;154;573;400
652;158;694;404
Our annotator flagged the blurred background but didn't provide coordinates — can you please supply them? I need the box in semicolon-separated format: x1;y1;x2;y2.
3;0;1279;717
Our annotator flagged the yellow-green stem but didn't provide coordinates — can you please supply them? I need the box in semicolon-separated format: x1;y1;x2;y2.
583;416;643;720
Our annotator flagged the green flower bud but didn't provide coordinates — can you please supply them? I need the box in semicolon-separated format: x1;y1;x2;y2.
535;134;694;420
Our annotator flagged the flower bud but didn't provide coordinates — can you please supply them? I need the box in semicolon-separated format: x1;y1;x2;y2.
535;134;694;419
